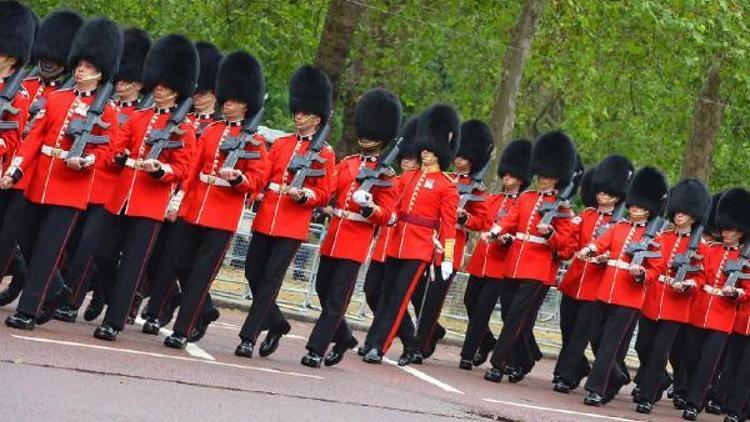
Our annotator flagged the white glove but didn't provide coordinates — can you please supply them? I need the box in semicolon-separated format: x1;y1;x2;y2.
440;261;453;280
352;190;374;207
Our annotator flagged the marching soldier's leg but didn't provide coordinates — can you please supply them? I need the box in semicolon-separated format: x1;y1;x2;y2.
0;250;27;306
554;300;604;392
509;286;549;382
0;193;35;306
363;260;385;312
6;205;79;330
684;330;729;416
633;316;658;396
95;217;161;340
414;266;454;361
723;337;750;421
706;334;744;413
556;295;590;382
460;280;502;369
636;321;681;412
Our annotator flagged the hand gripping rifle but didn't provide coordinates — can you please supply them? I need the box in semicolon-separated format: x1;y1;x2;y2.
355;136;403;193
65;81;115;159
144;97;193;160
0;68;28;131
670;225;704;285
625;216;665;267
722;241;750;289
458;158;491;209
219;104;265;170
538;169;583;226
594;201;626;238
287;120;331;189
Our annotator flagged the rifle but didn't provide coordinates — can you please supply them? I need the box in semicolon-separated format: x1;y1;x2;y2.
287;120;331;189
458;158;491;209
355;136;403;193
65;81;115;159
0;68;28;130
538;170;583;226
594;202;626;238
625;216;665;267
670;225;705;285
219;104;265;169
722;241;750;289
138;92;154;110
144;97;193;160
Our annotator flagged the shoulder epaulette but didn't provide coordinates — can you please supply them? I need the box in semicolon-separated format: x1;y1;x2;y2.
441;171;456;183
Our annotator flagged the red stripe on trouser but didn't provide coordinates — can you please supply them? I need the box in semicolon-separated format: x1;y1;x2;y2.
71;257;94;304
424;273;453;353
35;213;79;315
158;279;178;317
383;262;427;353
184;238;231;335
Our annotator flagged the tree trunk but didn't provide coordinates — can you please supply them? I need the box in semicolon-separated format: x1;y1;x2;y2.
680;58;725;183
487;0;547;191
314;0;367;114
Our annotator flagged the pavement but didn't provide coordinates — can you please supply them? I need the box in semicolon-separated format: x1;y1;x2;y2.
0;298;728;422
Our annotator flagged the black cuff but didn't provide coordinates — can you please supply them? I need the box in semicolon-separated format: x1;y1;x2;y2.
114;153;128;166
9;169;22;183
634;273;645;283
457;214;468;225
361;206;374;218
229;175;243;187
543;229;554;239
295;193;308;204
149;168;165;179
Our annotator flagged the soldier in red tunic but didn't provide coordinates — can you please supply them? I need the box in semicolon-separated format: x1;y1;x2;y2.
483;131;579;383
300;88;401;368
358;117;420;358
90;34;198;341
0;0;35;306
235;65;336;359
53;27;152;323
3;17;123;330
631;179;710;414
190;42;223;137
362;104;460;366
553;155;634;392
410;119;493;365
460;138;532;371
680;189;750;421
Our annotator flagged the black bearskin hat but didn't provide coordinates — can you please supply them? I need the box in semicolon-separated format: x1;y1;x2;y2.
143;34;199;100
667;178;710;223
625;166;669;216
32;9;83;67
414;104;461;171
288;64;332;123
705;192;724;234
579;165;598;208
396;116;419;161
592;154;634;200
716;188;750;235
530;130;577;186
0;1;36;66
355;88;402;147
195;41;222;93
114;28;151;83
216;51;265;118
497;138;532;188
67;17;123;82
457;120;494;176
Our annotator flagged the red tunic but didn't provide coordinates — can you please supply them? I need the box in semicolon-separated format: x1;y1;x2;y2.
319;155;397;263
180;121;267;232
21;76;63;128
592;221;657;309
497;190;577;285
450;173;489;269
689;243;747;333
386;168;458;263
13;88;118;210
370;173;409;263
641;230;706;323
0;78;29;173
558;208;613;301
105;107;196;220
251;133;336;241
465;193;518;279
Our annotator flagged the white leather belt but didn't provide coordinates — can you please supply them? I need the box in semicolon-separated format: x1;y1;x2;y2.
199;172;231;187
515;232;547;245
658;275;671;284
267;182;282;193
607;259;632;270
703;285;727;297
124;158;142;169
333;208;369;223
41;145;69;159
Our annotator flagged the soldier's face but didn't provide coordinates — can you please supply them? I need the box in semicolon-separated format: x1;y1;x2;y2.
722;228;741;245
222;100;247;121
628;206;649;221
153;84;177;104
538;177;558;191
420;150;438;167
400;158;418;171
74;60;101;84
673;212;695;229
596;192;618;206
194;91;216;110
453;157;471;173
502;174;521;191
38;58;64;80
115;80;143;99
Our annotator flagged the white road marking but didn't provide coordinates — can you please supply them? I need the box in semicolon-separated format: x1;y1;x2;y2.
134;316;215;361
11;335;323;380
482;398;645;422
383;357;464;395
207;322;307;341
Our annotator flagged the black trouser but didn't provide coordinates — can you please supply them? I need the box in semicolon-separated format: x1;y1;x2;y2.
584;302;638;396
710;334;745;406
498;278;544;371
15;204;79;317
0;191;35;294
306;256;360;354
412;265;454;354
489;279;548;370
164;223;231;336
724;334;750;417
683;326;729;410
635;317;682;403
238;231;299;342
671;327;690;397
461;276;501;360
555;294;592;380
363;260;413;348
364;257;427;353
140;220;175;300
100;214;161;331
